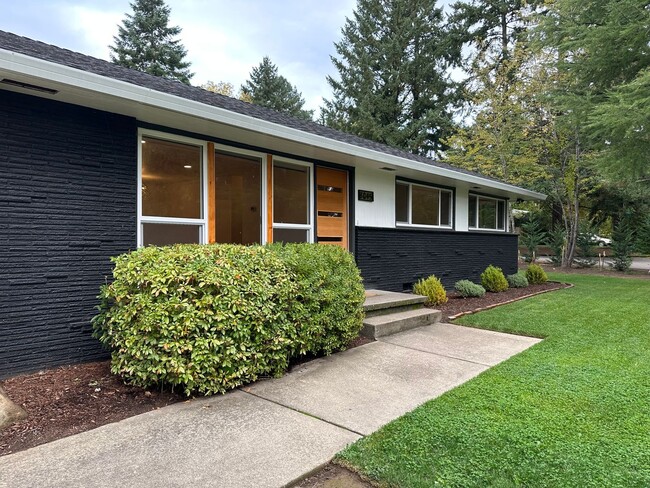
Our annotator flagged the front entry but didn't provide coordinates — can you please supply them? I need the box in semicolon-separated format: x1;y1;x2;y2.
316;167;348;249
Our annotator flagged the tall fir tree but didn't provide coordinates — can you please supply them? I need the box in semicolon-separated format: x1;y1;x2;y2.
321;0;461;157
449;0;540;75
110;0;193;84
538;0;650;182
241;57;313;120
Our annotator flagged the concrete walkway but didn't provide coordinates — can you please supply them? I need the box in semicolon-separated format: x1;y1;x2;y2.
0;324;540;488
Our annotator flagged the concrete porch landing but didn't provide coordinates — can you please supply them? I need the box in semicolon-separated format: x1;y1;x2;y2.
362;289;441;339
0;324;541;488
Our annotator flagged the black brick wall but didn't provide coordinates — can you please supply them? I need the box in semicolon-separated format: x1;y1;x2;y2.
0;90;137;379
355;226;519;292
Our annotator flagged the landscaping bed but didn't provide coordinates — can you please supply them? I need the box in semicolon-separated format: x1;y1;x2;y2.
437;280;568;321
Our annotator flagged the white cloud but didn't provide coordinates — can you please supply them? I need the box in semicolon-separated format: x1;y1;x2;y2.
7;0;359;114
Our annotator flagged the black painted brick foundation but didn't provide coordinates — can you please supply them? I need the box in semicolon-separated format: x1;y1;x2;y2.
0;90;137;379
355;226;519;292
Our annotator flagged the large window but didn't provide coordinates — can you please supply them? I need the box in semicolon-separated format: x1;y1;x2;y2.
139;133;206;246
395;181;453;228
468;194;507;231
215;149;263;245
273;159;312;243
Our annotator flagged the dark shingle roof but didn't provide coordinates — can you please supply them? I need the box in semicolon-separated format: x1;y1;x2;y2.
0;30;519;187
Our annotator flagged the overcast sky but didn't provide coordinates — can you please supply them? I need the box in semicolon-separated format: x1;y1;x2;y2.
2;0;363;114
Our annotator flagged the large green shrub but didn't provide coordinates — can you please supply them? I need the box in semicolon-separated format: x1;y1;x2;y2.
480;265;509;292
454;280;486;298
268;243;365;356
525;263;548;284
93;243;365;396
413;275;448;306
93;245;297;396
506;272;529;288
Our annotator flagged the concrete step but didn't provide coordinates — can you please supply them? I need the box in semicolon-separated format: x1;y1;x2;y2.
364;289;427;318
361;308;442;339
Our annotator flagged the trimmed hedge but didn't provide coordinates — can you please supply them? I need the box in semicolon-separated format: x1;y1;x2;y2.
92;243;365;396
269;243;365;356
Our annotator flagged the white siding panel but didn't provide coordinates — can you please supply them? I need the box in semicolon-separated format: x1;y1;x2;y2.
355;167;395;228
455;183;469;231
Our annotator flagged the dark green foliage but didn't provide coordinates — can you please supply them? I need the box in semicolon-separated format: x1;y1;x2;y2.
636;214;650;254
506;272;529;288
575;221;596;267
454;279;486;298
525;263;547;284
547;227;566;266
268;243;365;356
413;275;448;306
449;0;541;72
110;0;193;84
241;57;313;120
520;214;546;261
92;244;365;395
611;210;636;271
322;0;461;156
480;265;509;292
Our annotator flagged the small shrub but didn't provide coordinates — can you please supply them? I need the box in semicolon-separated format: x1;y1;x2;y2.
454;280;486;298
481;265;509;292
413;275;448;306
525;263;548;284
506;272;529;288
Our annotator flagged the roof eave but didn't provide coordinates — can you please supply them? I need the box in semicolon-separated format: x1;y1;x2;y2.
0;48;546;201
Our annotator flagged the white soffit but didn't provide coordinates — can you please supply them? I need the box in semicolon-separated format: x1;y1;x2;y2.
0;48;546;201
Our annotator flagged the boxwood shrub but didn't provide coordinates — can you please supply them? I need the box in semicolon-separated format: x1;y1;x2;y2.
481;265;509;292
92;243;365;396
526;263;548;284
413;275;448;306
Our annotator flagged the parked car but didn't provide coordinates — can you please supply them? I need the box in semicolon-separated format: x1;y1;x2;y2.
587;234;612;247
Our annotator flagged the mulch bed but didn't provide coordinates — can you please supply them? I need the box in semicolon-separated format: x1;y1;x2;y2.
437;281;569;321
0;277;574;460
0;361;185;456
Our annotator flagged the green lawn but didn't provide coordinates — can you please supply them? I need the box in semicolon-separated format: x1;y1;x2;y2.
339;274;650;487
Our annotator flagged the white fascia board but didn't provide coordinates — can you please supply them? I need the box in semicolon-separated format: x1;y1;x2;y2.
0;49;546;201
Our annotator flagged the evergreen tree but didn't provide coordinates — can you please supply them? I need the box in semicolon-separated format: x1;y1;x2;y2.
449;0;540;75
241;57;313;120
110;0;193;84
537;0;650;181
322;0;461;156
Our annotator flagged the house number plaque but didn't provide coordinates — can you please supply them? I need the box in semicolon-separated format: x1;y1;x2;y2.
358;190;374;202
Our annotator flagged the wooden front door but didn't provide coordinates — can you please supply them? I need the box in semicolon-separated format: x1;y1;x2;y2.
316;167;348;249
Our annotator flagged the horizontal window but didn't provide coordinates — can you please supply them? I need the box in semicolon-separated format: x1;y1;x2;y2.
142;223;202;246
469;194;507;231
395;181;453;228
139;132;206;247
